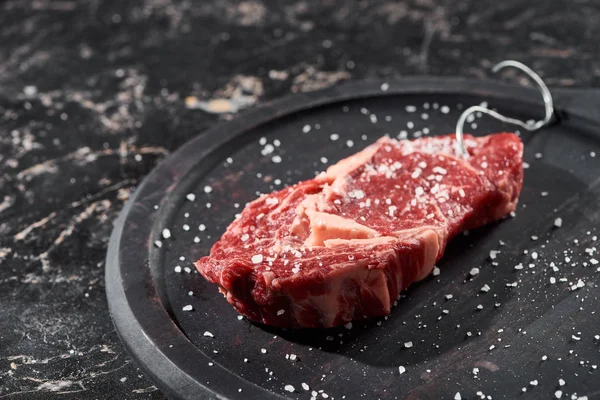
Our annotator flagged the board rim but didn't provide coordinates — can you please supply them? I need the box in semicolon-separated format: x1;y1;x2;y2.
105;77;599;400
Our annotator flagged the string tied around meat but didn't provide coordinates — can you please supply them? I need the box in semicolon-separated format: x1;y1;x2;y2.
455;60;555;157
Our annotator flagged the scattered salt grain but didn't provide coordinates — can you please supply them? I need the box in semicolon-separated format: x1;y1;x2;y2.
399;366;406;374
346;140;354;148
330;133;339;141
404;341;413;349
555;390;563;399
154;240;163;248
182;305;193;311
204;185;213;194
162;229;171;239
535;153;543;159
469;267;480;276
432;267;440;276
445;294;454;300
203;331;214;337
184;267;191;273
277;309;285;316
199;224;206;231
183;224;190;231
532;252;538;260
590;258;599;265
530;380;538;386
302;125;311;133
370;114;377;124
320;157;328;164
272;155;282;163
559;379;565;386
441;105;450;114
186;193;196;201
380;82;389;91
284;384;295;393
193;236;200;243
174;266;182;273
454;392;462;400
405;105;416;113
261;348;267;354
302;383;310;391
252;254;263;264
481;284;491;293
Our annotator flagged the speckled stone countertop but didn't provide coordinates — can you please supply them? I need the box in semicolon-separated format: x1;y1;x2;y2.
1;0;598;398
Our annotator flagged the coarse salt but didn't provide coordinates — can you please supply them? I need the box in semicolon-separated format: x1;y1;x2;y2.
251;254;263;264
182;305;193;311
186;193;196;201
284;384;295;393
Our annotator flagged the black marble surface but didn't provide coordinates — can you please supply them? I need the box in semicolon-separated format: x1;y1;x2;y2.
1;0;599;398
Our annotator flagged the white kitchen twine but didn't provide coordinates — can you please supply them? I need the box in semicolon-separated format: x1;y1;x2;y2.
455;60;555;157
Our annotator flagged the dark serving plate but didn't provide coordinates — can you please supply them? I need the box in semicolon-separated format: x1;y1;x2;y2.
106;78;600;400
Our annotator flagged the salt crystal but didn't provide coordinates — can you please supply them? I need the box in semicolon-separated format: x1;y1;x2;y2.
154;240;163;248
370;114;377;124
203;331;214;337
330;133;339;141
590;258;598;265
441;105;450;114
530;380;538;386
272;155;282;163
183;224;190;231
204;185;213;194
302;125;311;133
284;384;295;393
481;284;491;293
199;224;206;231
555;390;563;399
432;267;440;276
405;105;416;113
193;236;200;243
380;82;389;91
532;252;538;260
251;254;263;264
454;392;462;400
470;267;480;276
277;309;285;316
404;341;413;348
174;266;182;273
445;294;453;300
162;229;171;239
186;193;196;201
346;140;354;148
182;305;193;311
261;348;267;354
399;366;406;374
302;383;310;391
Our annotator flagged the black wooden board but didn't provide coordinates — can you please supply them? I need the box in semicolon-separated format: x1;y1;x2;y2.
106;78;600;400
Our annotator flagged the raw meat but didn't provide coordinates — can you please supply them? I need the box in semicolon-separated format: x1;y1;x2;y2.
195;133;523;328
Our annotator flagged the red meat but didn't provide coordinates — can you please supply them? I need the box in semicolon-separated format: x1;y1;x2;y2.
195;134;523;328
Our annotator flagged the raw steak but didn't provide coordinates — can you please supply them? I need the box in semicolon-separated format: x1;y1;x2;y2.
195;133;523;328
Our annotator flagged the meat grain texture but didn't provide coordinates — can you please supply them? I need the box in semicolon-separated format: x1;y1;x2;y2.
195;134;523;328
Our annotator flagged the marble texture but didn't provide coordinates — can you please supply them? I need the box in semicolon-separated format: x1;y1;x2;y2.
0;0;598;398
